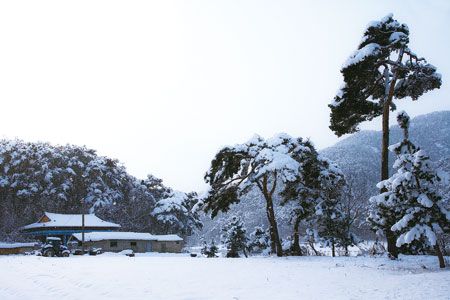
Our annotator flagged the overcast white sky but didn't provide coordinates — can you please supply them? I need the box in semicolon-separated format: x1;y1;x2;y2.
1;0;449;192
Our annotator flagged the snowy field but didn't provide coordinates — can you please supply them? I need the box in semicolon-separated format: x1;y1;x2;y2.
1;253;449;300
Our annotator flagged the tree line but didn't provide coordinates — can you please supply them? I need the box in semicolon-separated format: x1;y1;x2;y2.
199;14;448;268
0;139;202;241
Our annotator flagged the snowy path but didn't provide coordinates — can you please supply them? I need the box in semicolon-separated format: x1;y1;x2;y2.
1;254;449;300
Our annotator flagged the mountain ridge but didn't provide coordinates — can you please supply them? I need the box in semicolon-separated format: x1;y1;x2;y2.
320;110;450;190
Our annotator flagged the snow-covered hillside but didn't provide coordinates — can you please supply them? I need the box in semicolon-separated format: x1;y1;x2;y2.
0;140;200;241
321;110;450;188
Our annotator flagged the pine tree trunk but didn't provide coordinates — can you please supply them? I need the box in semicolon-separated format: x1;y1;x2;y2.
266;209;277;254
381;94;398;259
381;96;390;188
292;216;303;256
261;175;283;257
434;244;446;268
265;198;283;256
385;232;398;258
331;240;336;257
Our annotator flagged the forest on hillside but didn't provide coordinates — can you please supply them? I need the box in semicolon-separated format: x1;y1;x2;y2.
0;139;202;241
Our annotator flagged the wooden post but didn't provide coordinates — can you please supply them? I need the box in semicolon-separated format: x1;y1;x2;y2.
82;199;85;255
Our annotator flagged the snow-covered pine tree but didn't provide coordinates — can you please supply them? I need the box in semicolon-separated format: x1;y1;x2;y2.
314;158;351;257
369;111;449;268
203;133;312;256
209;240;219;258
281;145;346;256
280;140;320;256
316;198;345;258
329;14;442;257
248;226;270;254
201;239;218;258
222;216;249;258
97;174;161;233
152;191;203;237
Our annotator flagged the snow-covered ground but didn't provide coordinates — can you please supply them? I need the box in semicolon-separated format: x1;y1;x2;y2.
1;253;449;300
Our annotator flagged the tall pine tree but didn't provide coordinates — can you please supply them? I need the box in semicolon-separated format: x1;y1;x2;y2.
329;14;442;257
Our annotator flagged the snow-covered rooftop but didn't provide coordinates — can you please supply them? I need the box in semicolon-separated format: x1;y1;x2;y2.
0;242;36;249
153;235;183;242
22;212;121;230
71;232;183;242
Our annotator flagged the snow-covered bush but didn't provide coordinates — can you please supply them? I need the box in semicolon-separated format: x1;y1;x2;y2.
248;226;270;254
222;216;249;258
201;239;218;258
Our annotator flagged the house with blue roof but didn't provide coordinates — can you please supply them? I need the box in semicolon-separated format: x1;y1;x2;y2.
21;212;121;245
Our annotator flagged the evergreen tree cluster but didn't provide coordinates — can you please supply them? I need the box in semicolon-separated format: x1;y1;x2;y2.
0;139;201;241
200;15;445;263
329;13;442;258
203;134;354;257
281;147;354;256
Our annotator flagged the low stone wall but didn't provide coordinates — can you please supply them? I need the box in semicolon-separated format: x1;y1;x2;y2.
0;243;36;255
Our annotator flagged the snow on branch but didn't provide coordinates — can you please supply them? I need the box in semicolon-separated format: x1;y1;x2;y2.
342;43;382;69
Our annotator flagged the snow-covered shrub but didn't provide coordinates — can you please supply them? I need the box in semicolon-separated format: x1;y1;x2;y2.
222;216;249;258
248;226;270;254
201;239;218;258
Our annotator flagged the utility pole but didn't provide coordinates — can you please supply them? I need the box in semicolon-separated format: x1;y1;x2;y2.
81;198;85;255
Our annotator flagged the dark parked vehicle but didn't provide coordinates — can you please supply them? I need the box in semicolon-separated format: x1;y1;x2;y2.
41;237;70;257
89;248;103;256
71;247;103;255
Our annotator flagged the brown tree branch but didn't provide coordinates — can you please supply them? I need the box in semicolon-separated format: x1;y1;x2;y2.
269;170;278;199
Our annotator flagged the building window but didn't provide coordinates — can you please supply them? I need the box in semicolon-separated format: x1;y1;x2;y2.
110;241;118;247
130;241;137;246
176;241;180;245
